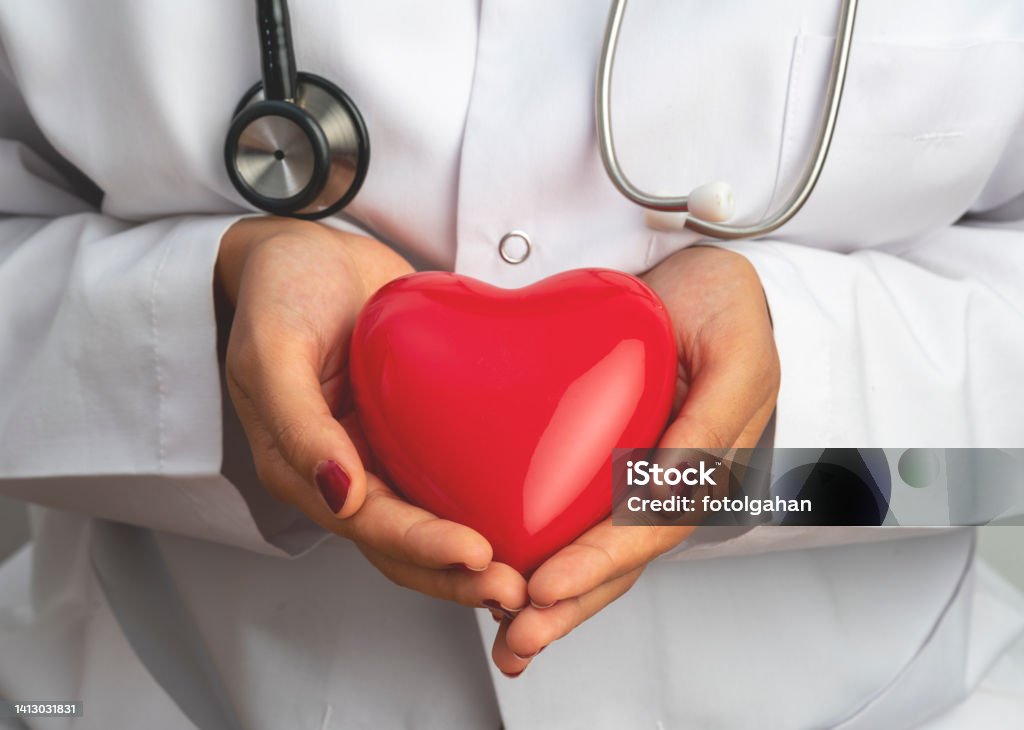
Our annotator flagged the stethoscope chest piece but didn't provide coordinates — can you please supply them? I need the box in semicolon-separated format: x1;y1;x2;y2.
225;72;369;219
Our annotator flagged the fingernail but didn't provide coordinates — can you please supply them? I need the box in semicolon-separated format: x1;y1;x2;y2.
315;460;351;514
490;612;502;624
501;669;524;679
482;599;521;620
447;563;489;572
530;599;558;610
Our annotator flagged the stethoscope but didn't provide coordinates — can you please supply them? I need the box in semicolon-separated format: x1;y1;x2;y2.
224;0;369;219
225;0;858;240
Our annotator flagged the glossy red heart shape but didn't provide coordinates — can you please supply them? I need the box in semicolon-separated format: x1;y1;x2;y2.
350;269;677;574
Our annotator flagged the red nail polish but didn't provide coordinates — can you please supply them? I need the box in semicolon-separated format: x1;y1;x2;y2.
315;460;351;514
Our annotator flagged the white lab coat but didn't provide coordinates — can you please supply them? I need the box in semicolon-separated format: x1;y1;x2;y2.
1;1;1023;728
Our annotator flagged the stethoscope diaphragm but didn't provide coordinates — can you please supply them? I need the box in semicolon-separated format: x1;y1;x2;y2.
225;73;369;219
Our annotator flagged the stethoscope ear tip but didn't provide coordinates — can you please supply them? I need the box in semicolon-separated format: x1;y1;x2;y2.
687;181;735;223
642;181;736;232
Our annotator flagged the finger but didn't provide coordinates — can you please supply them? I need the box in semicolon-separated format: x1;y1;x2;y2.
229;331;367;519
491;618;531;678
358;545;528;611
347;476;496;569
527;519;691;608
501;568;644;670
257;465;495;570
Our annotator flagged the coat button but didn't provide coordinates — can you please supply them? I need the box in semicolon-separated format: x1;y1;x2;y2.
498;230;532;264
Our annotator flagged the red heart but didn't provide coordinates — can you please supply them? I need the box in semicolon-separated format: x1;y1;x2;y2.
350;269;677;575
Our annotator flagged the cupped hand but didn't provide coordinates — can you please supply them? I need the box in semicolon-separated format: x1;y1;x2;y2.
491;245;780;676
217;218;527;612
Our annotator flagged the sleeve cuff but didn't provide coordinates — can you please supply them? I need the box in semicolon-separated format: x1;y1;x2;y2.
153;215;246;476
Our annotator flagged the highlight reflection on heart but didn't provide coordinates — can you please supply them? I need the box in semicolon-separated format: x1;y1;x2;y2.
350;269;677;574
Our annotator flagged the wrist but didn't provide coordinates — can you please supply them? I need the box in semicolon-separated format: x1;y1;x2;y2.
216;217;346;307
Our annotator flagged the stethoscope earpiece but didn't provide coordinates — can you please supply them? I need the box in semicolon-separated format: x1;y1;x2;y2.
225;1;369;220
598;0;859;240
642;181;736;232
686;181;735;223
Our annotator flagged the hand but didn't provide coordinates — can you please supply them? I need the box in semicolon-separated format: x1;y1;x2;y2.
490;245;779;676
217;218;528;612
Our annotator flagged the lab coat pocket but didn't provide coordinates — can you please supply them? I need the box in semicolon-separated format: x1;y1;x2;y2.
772;34;1024;248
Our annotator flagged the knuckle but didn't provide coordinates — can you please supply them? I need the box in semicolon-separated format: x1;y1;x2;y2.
271;418;311;466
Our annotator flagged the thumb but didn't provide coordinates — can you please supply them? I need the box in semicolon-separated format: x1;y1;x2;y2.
250;350;368;520
658;356;775;452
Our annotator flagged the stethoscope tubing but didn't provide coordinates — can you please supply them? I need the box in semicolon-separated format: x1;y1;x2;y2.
596;0;859;240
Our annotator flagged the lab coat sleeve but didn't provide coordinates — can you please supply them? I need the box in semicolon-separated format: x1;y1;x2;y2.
661;194;1024;562
0;59;320;557
728;223;1024;448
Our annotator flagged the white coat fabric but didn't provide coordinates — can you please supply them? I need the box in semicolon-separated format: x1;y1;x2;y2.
1;1;1023;728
